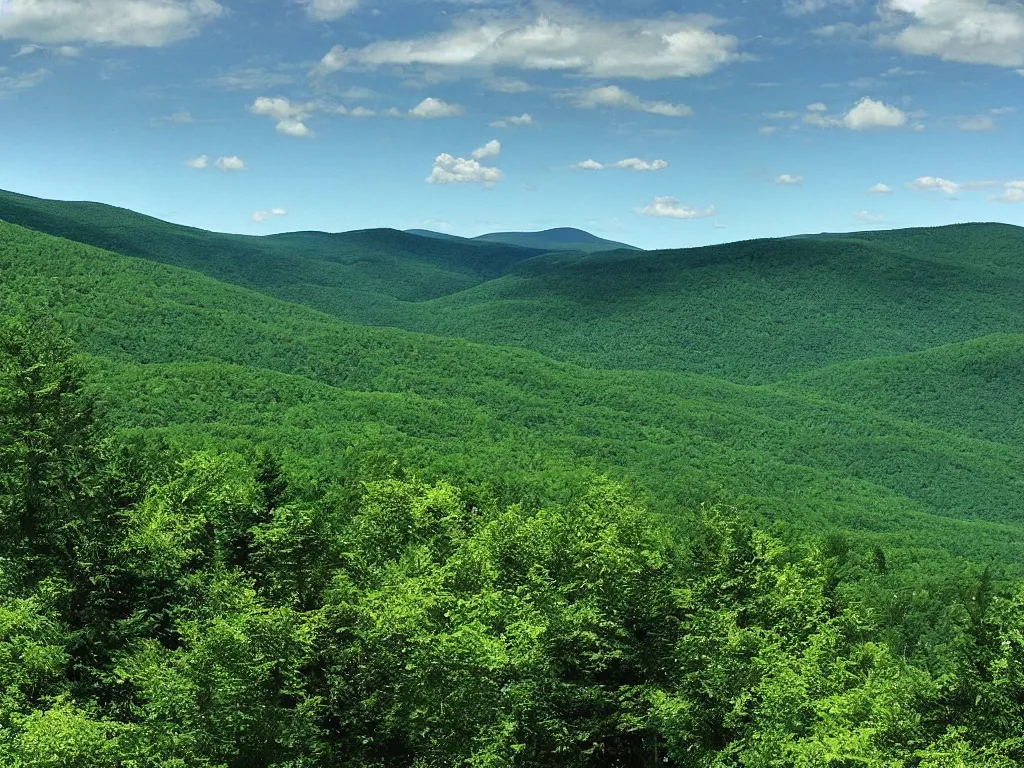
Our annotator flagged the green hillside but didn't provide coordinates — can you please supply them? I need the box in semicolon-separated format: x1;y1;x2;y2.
4;190;1022;387
4;218;1024;576
0;188;542;325
407;226;640;253
413;225;1024;382
777;333;1024;449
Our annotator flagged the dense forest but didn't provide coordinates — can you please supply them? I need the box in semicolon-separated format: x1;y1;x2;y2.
4;316;1024;766
3;192;1024;765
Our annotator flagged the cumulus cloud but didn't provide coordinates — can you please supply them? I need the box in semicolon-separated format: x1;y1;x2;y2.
759;126;779;135
249;96;316;137
490;113;533;128
867;182;893;194
854;210;885;223
312;11;742;80
844;97;909;129
764;110;798;119
909;176;960;194
576;159;605;170
300;0;358;21
428;140;504;186
574;85;693;117
638;196;716;219
408;97;464;119
215;156;246;172
804;97;910;130
471;139;501;160
993;180;1024;202
882;0;1024;69
185;155;209;169
614;158;669;171
776;174;803;185
0;0;224;47
253;207;288;223
807;102;828;112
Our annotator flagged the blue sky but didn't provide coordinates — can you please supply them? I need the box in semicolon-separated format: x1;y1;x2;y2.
0;0;1022;249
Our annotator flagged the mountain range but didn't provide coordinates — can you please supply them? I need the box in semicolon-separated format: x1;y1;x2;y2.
2;187;1024;579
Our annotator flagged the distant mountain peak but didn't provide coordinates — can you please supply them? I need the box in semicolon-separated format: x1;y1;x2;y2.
406;226;640;253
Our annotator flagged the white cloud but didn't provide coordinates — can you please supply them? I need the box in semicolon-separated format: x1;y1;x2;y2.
882;0;1024;69
409;97;464;119
764;110;797;119
956;115;997;131
253;207;288;223
490;113;533;128
807;102;828;112
215;155;246;172
638;196;716;219
574;85;692;117
910;176;960;195
313;11;742;80
277;119;314;137
854;210;885;223
249;96;316;137
990;106;1016;114
867;182;893;194
614;158;670;171
993;180;1024;202
0;67;50;93
575;158;669;171
428;141;504;186
804;97;909;130
843;97;908;129
300;0;358;21
0;0;224;47
759;126;779;135
185;155;209;169
13;43;79;57
776;174;804;185
471;139;501;160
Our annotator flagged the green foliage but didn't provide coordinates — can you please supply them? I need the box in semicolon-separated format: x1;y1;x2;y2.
4;196;1024;764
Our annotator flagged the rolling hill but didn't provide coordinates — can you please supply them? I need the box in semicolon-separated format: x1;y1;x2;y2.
406;226;640;253
4;217;1024;577
4;189;1023;388
0;188;543;326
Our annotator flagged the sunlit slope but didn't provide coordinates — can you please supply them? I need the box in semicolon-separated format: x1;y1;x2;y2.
4;220;1024;570
413;225;1024;382
0;188;541;321
776;334;1024;449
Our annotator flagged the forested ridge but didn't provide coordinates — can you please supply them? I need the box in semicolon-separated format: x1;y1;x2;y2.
3;195;1024;765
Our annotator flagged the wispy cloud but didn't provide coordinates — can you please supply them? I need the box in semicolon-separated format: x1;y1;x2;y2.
574;85;693;117
638;196;716;219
